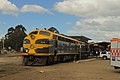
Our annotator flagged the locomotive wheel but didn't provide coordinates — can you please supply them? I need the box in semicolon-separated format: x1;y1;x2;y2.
36;57;48;66
23;56;35;66
23;56;29;66
54;55;58;63
46;56;54;65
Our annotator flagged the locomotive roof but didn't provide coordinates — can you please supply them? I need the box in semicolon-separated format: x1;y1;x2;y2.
29;29;80;43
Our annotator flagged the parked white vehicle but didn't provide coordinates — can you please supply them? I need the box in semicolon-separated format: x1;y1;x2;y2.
99;51;110;60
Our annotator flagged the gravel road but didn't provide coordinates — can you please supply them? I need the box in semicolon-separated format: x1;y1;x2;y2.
0;55;120;80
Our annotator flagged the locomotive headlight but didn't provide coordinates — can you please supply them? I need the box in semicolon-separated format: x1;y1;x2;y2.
25;49;29;53
22;48;29;53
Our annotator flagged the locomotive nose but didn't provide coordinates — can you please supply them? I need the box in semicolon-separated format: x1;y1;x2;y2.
30;44;34;49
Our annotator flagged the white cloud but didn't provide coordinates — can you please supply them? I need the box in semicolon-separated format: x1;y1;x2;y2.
0;0;52;16
66;22;72;25
54;0;120;17
21;5;52;14
0;0;19;16
67;17;120;41
55;0;120;41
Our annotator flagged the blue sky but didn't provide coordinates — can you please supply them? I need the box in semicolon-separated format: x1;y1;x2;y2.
1;0;120;41
0;0;79;37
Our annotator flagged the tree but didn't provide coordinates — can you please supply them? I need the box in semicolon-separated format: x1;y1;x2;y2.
15;24;26;32
8;27;14;34
48;27;59;34
4;24;27;51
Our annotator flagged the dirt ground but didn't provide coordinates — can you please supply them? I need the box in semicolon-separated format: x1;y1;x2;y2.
0;54;120;80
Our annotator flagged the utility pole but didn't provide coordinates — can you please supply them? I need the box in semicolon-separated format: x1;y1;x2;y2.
79;45;82;60
2;37;5;50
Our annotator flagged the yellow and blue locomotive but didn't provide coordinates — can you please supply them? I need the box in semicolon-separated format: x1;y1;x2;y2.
21;29;81;65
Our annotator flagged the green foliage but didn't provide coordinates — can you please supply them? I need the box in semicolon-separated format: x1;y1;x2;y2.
4;24;27;51
48;27;59;34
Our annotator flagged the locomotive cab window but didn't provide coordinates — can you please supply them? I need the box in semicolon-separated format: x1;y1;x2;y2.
29;31;38;35
40;31;50;36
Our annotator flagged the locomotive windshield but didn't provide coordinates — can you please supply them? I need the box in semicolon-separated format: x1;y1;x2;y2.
29;31;38;35
40;31;50;36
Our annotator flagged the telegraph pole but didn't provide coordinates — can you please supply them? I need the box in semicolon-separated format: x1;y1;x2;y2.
2;37;5;50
